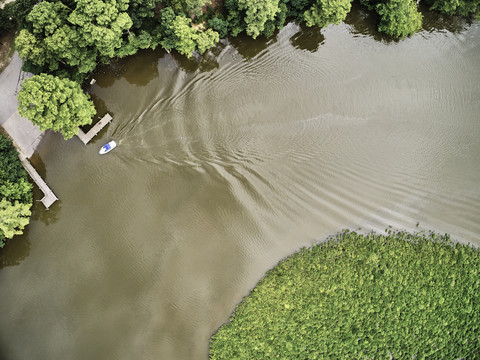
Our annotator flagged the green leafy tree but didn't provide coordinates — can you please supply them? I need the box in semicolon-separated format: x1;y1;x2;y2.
160;7;219;57
122;0;161;56
237;0;281;38
0;135;32;248
303;0;352;28
0;179;32;203
160;9;196;56
15;1;97;75
0;136;32;205
376;0;423;38
15;2;71;72
68;0;133;58
16;0;133;77
0;2;15;35
207;17;230;38
224;0;247;36
18;74;96;140
127;0;155;29
196;28;220;54
425;0;480;16
0;199;31;248
287;0;313;18
0;0;37;32
163;0;211;17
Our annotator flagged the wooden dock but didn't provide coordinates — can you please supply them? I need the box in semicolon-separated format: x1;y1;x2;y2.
19;154;58;209
77;113;113;145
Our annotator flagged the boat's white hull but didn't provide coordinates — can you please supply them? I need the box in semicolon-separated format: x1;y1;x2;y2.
99;141;117;154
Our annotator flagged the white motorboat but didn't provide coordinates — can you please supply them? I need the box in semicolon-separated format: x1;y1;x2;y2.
99;140;116;155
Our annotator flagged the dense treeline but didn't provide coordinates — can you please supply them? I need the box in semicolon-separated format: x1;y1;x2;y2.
210;230;480;358
0;135;32;248
4;0;480;80
3;0;479;136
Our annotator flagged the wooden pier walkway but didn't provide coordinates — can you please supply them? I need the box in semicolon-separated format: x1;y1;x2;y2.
3;112;113;210
77;113;113;145
19;154;58;209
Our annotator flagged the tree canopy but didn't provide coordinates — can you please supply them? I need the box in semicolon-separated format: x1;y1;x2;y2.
16;0;133;77
304;0;353;28
17;74;96;139
425;0;480;16
238;0;281;38
376;0;423;38
0;136;32;248
210;230;480;358
0;199;31;245
160;7;219;58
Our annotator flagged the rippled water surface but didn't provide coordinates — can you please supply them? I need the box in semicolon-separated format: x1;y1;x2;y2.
1;8;480;360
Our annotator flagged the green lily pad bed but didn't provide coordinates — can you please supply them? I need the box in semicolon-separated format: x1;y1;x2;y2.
210;230;480;359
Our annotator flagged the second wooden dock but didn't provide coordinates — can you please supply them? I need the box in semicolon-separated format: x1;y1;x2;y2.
77;113;113;145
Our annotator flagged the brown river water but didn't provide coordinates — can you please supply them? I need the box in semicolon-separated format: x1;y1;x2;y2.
1;5;480;359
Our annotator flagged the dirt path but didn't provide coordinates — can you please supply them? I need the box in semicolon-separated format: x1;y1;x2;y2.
0;30;15;73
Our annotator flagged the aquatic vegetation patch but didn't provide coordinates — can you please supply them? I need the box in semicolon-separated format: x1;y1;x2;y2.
209;230;480;359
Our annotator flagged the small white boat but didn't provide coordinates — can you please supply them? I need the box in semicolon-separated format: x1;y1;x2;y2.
99;140;116;155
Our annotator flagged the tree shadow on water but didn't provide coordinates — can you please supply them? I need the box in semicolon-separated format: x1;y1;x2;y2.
418;2;475;34
289;24;326;52
167;45;221;73
30;196;61;226
344;1;392;42
0;227;31;269
229;33;274;60
344;0;476;42
92;48;161;88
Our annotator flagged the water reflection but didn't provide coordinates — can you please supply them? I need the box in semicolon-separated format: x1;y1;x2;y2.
168;48;221;73
93;49;162;88
419;3;474;34
229;33;275;60
0;228;30;269
289;24;325;52
30;199;61;226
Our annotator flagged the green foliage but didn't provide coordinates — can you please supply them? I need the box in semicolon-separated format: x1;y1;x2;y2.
359;0;376;10
425;0;480;16
0;136;32;205
0;135;32;248
127;0;155;29
207;17;230;38
0;199;31;247
163;0;211;17
160;7;219;57
17;74;96;140
16;0;133;77
287;0;314;19
160;8;196;56
224;0;247;37
237;0;281;38
197;28;220;54
68;0;133;58
210;230;480;359
0;0;37;32
376;0;423;38
0;3;15;34
303;0;352;28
